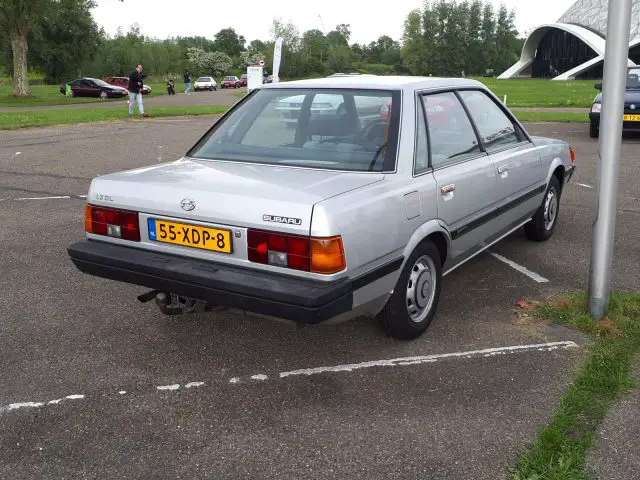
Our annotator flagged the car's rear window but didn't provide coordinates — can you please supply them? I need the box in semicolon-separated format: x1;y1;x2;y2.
187;87;401;172
197;77;210;82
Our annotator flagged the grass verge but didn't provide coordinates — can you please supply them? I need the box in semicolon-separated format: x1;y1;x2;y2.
513;111;588;123
0;105;229;130
0;83;167;107
0;105;586;130
510;291;640;480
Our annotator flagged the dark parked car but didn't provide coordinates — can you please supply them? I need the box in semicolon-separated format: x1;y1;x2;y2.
60;78;128;99
589;66;640;137
221;76;241;88
105;76;152;95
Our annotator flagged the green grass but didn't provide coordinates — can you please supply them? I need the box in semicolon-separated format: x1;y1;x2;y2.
0;76;600;108
0;105;229;130
0;82;167;107
510;292;640;480
475;77;599;108
513;111;588;123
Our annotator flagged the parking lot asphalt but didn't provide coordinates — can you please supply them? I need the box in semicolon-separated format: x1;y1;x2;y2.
0;119;637;479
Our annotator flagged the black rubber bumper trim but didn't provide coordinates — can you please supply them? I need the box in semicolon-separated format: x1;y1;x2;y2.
67;240;403;324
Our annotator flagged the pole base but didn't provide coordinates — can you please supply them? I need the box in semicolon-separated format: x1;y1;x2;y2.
588;296;608;319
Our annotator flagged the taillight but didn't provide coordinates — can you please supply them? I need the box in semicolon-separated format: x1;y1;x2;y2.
85;204;140;241
247;229;346;274
569;146;576;162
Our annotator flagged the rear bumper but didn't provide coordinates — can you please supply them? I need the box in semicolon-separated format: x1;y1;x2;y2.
68;240;361;324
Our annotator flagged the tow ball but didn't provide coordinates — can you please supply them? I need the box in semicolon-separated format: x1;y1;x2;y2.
137;290;210;315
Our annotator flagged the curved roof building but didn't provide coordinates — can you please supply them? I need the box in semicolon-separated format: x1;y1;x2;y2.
499;0;640;80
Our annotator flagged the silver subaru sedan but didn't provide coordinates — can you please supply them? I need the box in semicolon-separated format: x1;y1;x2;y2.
68;75;576;340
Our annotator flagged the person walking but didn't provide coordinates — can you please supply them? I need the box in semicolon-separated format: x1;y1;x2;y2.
183;70;191;95
128;63;148;117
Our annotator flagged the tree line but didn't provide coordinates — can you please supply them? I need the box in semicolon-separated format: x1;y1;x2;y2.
0;0;523;96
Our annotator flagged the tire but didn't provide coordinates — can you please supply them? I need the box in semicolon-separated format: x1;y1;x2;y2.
590;121;599;138
377;240;442;340
525;175;561;242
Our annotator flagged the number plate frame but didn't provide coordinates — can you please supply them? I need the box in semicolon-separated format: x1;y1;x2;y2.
147;218;233;254
623;114;640;121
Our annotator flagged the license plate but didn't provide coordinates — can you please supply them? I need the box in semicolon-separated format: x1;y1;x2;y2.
147;218;232;254
623;114;640;121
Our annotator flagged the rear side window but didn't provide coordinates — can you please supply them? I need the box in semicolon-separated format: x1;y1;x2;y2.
457;90;521;151
420;92;481;167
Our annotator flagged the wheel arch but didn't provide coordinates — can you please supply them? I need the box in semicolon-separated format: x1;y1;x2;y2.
402;219;451;271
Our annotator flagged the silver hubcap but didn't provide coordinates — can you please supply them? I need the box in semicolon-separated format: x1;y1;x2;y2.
406;255;437;324
543;188;558;230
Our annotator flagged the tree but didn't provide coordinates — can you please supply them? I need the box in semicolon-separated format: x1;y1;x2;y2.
402;9;427;75
187;47;232;77
29;0;101;83
0;0;46;96
213;27;245;57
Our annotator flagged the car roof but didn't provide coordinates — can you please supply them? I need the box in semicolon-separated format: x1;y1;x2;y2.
260;75;486;91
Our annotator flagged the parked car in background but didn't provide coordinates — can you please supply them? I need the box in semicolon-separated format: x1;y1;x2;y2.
194;76;218;91
221;76;241;88
589;66;640;137
263;75;273;84
240;74;248;87
104;76;152;95
59;78;129;99
67;76;576;341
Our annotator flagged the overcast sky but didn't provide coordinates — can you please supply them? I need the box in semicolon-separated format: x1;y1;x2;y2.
91;0;576;45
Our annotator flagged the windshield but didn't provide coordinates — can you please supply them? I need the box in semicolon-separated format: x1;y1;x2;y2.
187;87;400;172
93;79;111;87
627;68;640;88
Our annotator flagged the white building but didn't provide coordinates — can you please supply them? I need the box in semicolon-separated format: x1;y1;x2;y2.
499;0;640;80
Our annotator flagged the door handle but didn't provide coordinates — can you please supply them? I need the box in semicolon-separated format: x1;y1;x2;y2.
441;184;455;195
497;164;509;174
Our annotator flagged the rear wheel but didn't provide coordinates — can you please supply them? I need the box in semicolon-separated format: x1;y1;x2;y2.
525;175;561;242
590;121;599;138
377;240;442;340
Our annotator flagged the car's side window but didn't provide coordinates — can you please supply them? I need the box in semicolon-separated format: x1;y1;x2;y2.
420;92;481;167
414;97;429;175
457;90;523;152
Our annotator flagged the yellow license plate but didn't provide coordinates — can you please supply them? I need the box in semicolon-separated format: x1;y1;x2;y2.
147;218;232;253
623;114;640;121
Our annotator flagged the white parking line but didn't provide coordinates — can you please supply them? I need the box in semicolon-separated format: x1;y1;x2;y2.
278;341;576;378
576;183;594;189
0;341;579;415
489;252;549;283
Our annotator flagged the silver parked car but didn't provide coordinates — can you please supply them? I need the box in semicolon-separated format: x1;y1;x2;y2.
67;76;576;340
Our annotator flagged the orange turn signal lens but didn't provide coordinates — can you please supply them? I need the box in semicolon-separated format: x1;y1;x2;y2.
569;146;576;162
310;236;346;274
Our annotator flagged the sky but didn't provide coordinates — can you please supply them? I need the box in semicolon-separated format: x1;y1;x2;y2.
91;0;577;45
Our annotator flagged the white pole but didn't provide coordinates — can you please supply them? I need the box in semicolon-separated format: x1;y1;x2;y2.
272;38;284;84
588;0;632;318
503;94;507;105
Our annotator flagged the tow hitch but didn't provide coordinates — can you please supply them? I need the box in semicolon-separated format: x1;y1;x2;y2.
137;290;210;315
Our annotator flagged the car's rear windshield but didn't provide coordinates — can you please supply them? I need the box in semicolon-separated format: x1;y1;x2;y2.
187;87;401;172
197;77;210;82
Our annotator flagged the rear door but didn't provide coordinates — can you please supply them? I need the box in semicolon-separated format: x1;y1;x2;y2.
420;91;501;264
457;89;545;229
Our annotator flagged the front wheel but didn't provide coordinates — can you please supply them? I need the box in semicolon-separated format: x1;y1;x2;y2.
377;240;442;340
100;90;108;99
525;175;561;242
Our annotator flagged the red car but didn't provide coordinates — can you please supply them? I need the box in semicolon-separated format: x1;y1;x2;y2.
240;74;248;87
104;76;152;95
221;75;241;88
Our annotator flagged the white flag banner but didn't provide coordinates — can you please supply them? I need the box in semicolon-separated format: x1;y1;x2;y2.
272;38;283;84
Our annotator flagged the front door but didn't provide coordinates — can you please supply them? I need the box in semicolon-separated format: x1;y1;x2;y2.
419;91;501;267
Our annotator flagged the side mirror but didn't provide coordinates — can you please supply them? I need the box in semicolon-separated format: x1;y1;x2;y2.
595;82;602;90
